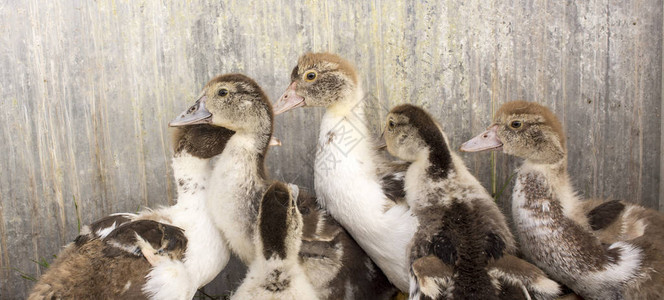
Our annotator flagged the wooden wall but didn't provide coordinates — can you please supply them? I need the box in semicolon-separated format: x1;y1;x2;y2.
1;0;661;298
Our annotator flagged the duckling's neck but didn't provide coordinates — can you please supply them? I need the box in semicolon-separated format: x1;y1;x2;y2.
325;86;364;117
517;157;583;222
168;150;230;287
405;151;486;210
171;150;211;210
208;131;271;263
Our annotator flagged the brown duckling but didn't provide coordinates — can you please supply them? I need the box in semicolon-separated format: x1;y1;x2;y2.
461;100;664;299
384;104;559;300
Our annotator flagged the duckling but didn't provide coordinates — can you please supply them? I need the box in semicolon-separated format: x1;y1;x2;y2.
461;100;664;299
383;104;558;299
169;73;397;299
233;182;318;299
274;52;418;291
28;117;233;299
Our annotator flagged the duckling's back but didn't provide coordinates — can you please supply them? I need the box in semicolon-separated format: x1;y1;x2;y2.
233;183;319;300
444;201;500;300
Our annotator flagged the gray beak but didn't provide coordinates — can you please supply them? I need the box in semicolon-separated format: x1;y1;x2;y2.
169;95;213;127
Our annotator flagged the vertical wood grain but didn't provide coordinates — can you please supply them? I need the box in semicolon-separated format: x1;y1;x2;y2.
661;0;664;213
0;0;661;298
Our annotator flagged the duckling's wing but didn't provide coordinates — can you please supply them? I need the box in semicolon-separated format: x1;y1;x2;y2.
489;254;561;300
410;255;454;300
377;160;409;203
74;213;137;245
586;202;664;298
586;200;625;231
102;220;188;263
584;199;664;243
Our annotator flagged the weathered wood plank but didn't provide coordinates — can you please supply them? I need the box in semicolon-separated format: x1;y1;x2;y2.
0;0;661;298
661;0;664;213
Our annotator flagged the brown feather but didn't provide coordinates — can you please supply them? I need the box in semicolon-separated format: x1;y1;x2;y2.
28;240;150;300
496;100;566;150
296;52;358;84
171;124;235;159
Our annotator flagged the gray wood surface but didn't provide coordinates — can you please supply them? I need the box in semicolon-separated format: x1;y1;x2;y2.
0;1;662;298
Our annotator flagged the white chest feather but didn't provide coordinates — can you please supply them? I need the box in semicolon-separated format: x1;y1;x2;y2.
141;153;230;299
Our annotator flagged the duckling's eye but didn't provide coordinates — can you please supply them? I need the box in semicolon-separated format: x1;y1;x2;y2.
388;120;396;130
509;120;523;129
218;88;229;97
304;71;317;82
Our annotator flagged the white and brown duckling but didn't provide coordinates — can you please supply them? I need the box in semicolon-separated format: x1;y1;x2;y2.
461;100;664;299
384;104;559;300
28;121;233;300
233;182;318;300
274;52;417;291
169;73;397;299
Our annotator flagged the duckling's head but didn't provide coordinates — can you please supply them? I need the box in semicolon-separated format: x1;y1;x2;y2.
384;104;452;179
258;182;302;260
169;74;272;137
274;52;359;114
170;124;235;159
460;101;566;164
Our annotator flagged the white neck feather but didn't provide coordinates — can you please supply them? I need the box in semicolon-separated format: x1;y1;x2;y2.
171;151;211;210
325;85;365;117
141;150;230;296
207;132;267;263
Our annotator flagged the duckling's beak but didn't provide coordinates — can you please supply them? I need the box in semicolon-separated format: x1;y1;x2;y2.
274;82;305;115
169;95;212;127
459;124;503;152
269;136;282;147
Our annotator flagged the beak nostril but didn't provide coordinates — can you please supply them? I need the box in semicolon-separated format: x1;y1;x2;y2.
483;134;488;138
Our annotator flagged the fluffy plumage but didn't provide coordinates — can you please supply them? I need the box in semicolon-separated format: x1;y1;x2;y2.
275;52;418;291
411;254;561;300
462;100;664;299
233;182;319;300
384;104;560;300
